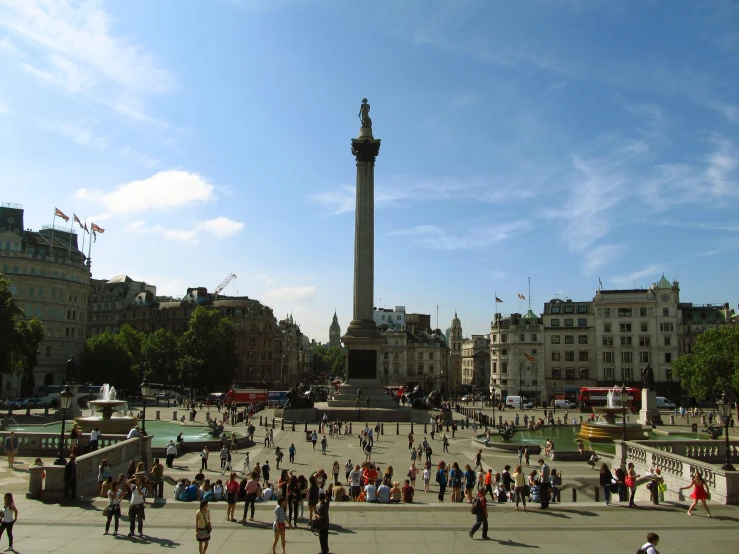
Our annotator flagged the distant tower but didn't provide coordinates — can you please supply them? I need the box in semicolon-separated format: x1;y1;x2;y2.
450;312;463;387
329;311;342;348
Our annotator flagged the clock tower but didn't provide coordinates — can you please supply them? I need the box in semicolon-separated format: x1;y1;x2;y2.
329;311;342;348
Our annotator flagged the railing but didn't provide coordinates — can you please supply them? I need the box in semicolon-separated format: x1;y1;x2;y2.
617;439;739;505
0;431;127;457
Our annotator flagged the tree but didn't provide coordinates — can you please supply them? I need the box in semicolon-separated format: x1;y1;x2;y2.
177;306;237;391
83;331;137;389
0;276;44;377
118;324;148;378
310;344;346;379
672;325;739;402
145;328;178;385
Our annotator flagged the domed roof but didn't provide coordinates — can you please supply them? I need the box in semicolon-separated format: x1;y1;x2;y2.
451;311;461;326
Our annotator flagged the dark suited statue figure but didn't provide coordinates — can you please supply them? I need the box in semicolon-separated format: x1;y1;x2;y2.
641;364;655;390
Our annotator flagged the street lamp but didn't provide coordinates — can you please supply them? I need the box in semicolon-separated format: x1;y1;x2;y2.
54;384;75;465
492;385;497;427
620;383;628;441
717;392;735;471
140;378;151;435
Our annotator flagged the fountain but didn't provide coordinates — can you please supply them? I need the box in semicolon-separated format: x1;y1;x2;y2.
576;388;647;443
74;384;139;434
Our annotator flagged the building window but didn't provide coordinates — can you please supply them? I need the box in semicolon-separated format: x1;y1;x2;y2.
663;308;669;316
502;362;508;374
552;367;561;379
659;322;674;332
664;336;671;346
564;319;573;327
578;305;588;313
564;335;573;344
578;335;588;344
603;352;614;363
604;323;611;333
501;334;508;343
621;337;633;346
551;319;560;326
623;367;633;381
639;336;651;347
552;352;561;361
640;352;650;363
551;336;560;344
578;318;587;326
564;306;574;313
640;307;648;317
602;308;611;318
604;367;614;381
531;334;537;341
565;351;575;361
519;334;525;341
579;367;589;379
641;323;648;332
620;323;632;332
622;352;633;363
579;351;588;361
602;336;613;346
492;362;497;374
665;353;672;363
565;367;575;379
45;346;51;357
617;308;632;317
551;305;560;314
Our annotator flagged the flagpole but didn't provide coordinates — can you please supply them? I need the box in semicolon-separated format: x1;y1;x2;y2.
81;218;86;255
67;222;74;260
88;226;93;266
528;277;531;312
50;209;57;254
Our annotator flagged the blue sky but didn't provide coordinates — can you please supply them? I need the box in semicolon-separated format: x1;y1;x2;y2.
1;0;738;342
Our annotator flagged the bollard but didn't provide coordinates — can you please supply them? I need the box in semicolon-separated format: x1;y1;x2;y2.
669;415;675;425
424;423;427;434
281;419;284;430
498;415;503;426
173;411;178;421
579;415;583;423
594;486;600;502
304;422;308;432
572;488;577;502
466;417;469;428
397;423;400;435
411;422;414;434
446;423;449;432
292;420;296;432
155;410;161;420
349;422;352;434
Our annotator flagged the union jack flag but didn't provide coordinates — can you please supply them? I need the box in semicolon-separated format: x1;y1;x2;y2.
54;208;69;222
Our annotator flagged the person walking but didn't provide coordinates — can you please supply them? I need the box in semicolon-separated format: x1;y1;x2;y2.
524;446;530;466
201;447;209;471
442;434;450;453
166;440;177;468
512;465;527;511
680;472;712;517
332;461;340;485
219;446;228;470
289;444;296;464
104;482;122;535
472;450;483;471
307;475;319;525
127;477;146;537
4;432;18;469
275;447;284;469
242;452;250;475
469;489;489;540
314;492;330;554
311;431;318;450
321;435;328;455
483;469;494;502
239;472;259;522
599;463;614;505
0;493;18;549
344;459;352;483
639;533;660;554
463;463;476;503
196;500;212;554
63;454;77;501
271;496;290;554
538;458;550;509
626;462;640;508
408;431;414;451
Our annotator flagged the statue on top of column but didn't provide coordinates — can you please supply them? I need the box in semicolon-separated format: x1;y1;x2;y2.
358;98;372;128
641;364;655;390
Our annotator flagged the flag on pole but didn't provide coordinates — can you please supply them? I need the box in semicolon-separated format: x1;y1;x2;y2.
73;214;83;228
91;223;105;233
83;222;89;233
524;353;535;362
495;297;503;303
54;208;69;222
598;277;603;289
518;293;526;300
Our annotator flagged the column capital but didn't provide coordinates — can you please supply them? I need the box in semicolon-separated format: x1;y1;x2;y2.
351;137;381;164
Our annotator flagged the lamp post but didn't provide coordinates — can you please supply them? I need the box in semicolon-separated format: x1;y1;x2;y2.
717;392;735;471
454;380;458;408
54;384;75;465
620;383;628;441
492;385;496;426
140;378;151;436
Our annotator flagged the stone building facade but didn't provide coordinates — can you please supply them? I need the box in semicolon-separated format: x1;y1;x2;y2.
329;311;341;348
0;203;90;396
380;328;449;393
461;335;490;389
373;305;405;330
448;313;464;391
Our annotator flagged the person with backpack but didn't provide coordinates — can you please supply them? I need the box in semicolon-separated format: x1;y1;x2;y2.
638;532;660;554
435;461;448;502
469;489;489;540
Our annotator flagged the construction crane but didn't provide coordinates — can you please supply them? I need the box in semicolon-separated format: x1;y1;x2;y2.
213;273;237;297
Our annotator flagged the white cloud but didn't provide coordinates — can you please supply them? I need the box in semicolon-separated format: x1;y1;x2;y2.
0;1;174;122
76;170;215;217
37;118;108;150
127;217;244;243
582;243;627;277
609;264;663;287
389;220;530;251
263;286;317;302
707;100;739;124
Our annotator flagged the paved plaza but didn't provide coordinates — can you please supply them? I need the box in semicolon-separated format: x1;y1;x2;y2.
2;406;737;553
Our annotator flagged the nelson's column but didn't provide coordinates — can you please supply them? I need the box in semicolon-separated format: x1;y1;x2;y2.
332;99;394;409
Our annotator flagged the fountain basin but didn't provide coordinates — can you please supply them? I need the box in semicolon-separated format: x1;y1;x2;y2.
75;415;139;434
576;421;647;442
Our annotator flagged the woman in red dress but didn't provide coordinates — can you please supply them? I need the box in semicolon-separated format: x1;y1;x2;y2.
679;472;712;517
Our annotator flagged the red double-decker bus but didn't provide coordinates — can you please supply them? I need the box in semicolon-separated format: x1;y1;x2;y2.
578;387;640;412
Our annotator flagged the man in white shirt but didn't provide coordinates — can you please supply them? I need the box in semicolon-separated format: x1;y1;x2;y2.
166;441;177;468
262;484;274;501
640;533;660;554
90;427;100;450
349;465;363;500
364;482;377;502
126;426;140;439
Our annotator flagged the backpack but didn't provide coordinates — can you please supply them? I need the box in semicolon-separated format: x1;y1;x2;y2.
470;497;480;514
636;549;649;554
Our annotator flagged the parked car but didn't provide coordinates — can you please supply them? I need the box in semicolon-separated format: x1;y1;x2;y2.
8;398;26;409
21;398;42;408
656;397;677;409
553;399;578;409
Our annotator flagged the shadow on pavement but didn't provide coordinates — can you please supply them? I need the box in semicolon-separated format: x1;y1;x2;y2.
522;509;569;519
490;538;540;548
117;535;180;548
330;525;356;534
554;508;598;517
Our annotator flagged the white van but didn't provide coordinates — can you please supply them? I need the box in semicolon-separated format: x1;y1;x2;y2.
505;395;534;409
553;399;577;409
656;397;677;409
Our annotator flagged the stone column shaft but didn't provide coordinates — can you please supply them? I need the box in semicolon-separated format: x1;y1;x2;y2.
353;160;375;322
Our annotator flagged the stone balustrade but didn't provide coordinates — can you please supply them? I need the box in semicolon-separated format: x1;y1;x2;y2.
616;439;739;505
27;435;152;501
0;431;128;458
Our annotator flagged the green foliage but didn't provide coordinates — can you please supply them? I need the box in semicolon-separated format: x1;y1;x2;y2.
144;328;178;384
83;331;138;389
177;306;237;390
118;324;147;377
672;325;739;401
311;344;345;378
0;276;45;376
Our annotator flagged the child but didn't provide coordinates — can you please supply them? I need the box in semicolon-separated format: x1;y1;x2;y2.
423;465;431;492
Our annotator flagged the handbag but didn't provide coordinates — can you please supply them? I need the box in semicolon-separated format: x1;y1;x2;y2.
625;476;635;488
102;506;109;517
